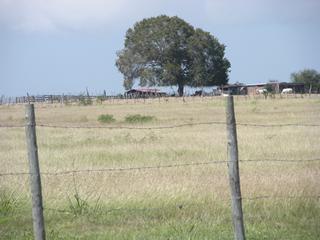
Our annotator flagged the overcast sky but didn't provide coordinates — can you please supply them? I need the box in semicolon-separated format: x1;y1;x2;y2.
1;0;320;96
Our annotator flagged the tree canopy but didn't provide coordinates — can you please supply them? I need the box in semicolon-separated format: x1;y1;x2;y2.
115;15;230;96
291;69;320;92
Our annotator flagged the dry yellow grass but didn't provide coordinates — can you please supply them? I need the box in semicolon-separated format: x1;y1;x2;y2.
1;96;320;239
1;96;319;209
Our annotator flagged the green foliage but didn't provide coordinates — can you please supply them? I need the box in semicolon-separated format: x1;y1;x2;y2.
98;114;116;123
291;69;320;92
116;15;230;96
188;29;230;87
125;114;155;123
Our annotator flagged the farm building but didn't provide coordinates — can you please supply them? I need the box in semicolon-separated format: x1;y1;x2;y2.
125;88;168;98
218;83;248;95
219;82;306;95
277;82;306;93
246;83;271;95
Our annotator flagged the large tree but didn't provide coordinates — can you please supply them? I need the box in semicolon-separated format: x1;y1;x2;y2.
291;69;320;93
116;15;230;96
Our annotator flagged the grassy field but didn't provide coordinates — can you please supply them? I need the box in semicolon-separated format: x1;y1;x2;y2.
0;96;320;239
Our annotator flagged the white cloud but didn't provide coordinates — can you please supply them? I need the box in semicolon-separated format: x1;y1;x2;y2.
0;0;319;32
0;0;164;32
44;0;127;30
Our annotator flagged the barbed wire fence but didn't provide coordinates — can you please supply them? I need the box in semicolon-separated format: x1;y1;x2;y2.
1;158;320;177
2;121;320;129
1;98;320;240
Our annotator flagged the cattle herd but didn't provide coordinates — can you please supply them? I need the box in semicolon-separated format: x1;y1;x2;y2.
256;88;293;95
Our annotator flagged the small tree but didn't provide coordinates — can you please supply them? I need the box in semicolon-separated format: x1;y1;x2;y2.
291;69;320;93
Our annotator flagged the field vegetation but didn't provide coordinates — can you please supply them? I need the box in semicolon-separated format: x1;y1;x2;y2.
0;96;319;239
97;114;116;123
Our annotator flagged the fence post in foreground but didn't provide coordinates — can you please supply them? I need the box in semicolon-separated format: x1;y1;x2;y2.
225;95;246;240
25;104;46;240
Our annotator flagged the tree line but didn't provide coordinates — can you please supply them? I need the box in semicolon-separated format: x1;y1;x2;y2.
291;69;320;93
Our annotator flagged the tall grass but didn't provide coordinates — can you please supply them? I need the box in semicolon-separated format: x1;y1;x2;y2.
0;190;19;216
0;96;319;239
97;114;115;123
124;114;155;123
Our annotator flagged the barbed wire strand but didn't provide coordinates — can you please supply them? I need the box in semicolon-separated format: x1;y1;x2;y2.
1;158;319;177
239;158;320;163
242;195;320;200
37;122;225;129
0;125;24;128
0;160;227;176
1;121;320;129
37;122;320;128
237;123;320;127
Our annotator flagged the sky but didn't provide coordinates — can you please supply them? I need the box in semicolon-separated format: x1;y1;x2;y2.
1;0;320;96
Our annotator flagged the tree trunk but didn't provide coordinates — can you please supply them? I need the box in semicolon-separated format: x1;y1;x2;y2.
178;84;184;97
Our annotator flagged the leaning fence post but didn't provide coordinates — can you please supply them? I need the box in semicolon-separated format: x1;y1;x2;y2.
225;96;246;240
25;104;46;240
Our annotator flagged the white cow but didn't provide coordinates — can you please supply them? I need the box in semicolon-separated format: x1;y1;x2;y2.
281;88;293;94
256;89;267;94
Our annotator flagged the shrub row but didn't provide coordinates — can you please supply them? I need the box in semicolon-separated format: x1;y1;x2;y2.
98;114;155;124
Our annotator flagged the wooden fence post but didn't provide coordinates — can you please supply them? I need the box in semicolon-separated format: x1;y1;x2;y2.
225;96;246;240
25;104;46;240
61;94;64;105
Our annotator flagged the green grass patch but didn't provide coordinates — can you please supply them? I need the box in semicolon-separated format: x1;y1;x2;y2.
124;114;155;124
1;198;320;239
97;114;116;123
0;190;19;217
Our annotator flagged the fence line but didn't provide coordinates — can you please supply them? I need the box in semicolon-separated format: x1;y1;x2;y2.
1;158;319;177
1;121;320;130
0;124;25;128
242;195;320;200
239;158;320;163
37;121;226;129
237;123;320;127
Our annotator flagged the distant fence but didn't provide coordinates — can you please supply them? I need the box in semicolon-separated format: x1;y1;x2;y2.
1;97;320;240
1;92;320;105
15;94;112;104
5;93;167;105
0;94;122;105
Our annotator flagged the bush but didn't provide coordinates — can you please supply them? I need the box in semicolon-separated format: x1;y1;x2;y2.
125;114;155;123
98;114;116;123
